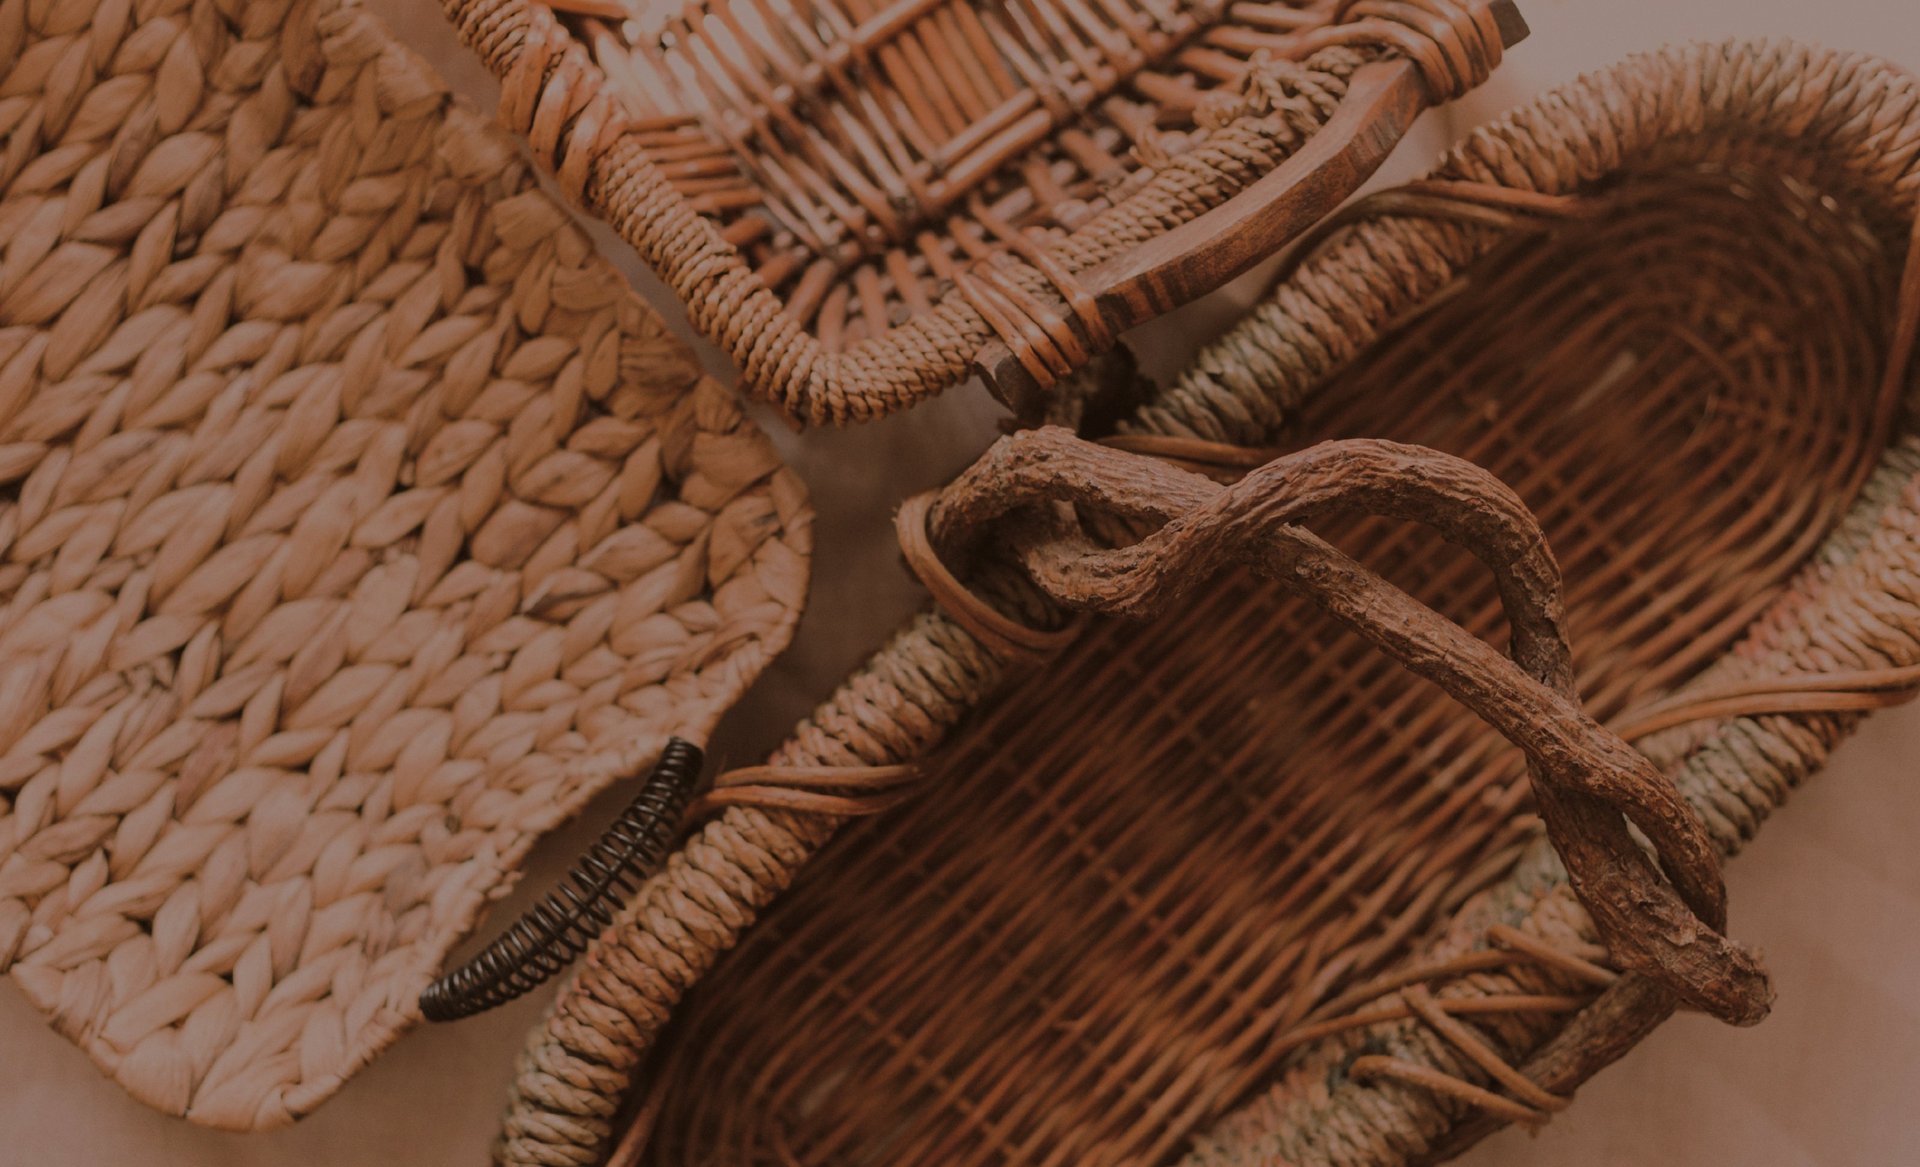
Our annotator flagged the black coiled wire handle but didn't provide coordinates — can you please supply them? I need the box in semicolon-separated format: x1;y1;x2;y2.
419;738;704;1021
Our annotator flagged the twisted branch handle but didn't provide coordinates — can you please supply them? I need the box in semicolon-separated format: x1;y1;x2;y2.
927;428;1771;1025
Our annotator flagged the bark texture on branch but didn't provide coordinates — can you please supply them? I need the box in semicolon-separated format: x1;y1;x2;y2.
928;427;1773;1026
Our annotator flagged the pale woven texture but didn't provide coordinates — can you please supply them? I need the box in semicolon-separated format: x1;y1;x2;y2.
0;0;810;1131
491;38;1920;1167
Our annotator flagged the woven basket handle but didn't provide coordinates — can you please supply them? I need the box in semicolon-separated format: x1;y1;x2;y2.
927;427;1771;1025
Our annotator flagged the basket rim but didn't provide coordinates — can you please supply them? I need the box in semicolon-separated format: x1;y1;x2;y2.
494;36;1920;1167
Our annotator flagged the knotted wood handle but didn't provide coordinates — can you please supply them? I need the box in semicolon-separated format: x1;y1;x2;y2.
927;428;1771;1025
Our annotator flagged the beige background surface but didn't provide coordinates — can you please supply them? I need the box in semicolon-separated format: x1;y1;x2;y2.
6;1;1920;1163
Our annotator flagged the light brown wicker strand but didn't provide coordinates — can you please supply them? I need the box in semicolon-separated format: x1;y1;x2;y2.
1613;662;1920;740
687;762;925;819
894;491;1086;661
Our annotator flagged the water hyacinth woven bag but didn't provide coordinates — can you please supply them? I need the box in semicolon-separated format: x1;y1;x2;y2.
0;0;809;1130
486;38;1920;1167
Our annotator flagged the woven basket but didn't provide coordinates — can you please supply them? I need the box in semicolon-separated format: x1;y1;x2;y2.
491;37;1920;1167
0;0;809;1130
435;0;1528;423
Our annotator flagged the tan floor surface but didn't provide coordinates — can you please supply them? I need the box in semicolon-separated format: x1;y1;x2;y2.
5;0;1919;1163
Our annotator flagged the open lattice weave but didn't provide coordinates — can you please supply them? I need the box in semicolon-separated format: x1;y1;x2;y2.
439;0;1521;421
491;38;1920;1167
0;0;809;1130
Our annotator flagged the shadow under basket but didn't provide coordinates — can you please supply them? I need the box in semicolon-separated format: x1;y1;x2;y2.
492;40;1920;1167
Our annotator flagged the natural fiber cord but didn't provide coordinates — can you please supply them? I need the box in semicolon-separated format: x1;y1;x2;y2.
0;0;811;1130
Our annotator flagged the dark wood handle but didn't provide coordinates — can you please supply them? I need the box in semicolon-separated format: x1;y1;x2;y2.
926;428;1772;1025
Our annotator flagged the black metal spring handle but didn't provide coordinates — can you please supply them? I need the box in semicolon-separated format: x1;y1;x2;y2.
419;738;704;1021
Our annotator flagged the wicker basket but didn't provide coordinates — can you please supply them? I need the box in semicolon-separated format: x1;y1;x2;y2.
435;0;1527;423
492;38;1920;1167
0;0;809;1130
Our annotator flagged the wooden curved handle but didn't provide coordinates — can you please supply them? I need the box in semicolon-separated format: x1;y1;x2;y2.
928;428;1771;1025
975;2;1528;416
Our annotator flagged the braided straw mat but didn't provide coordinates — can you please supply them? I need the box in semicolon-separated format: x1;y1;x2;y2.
0;0;811;1131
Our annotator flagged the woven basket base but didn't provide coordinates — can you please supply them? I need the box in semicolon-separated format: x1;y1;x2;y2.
631;162;1891;1167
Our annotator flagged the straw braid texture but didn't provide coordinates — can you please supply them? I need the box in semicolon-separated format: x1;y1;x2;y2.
494;37;1920;1167
435;0;1513;424
0;0;809;1130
